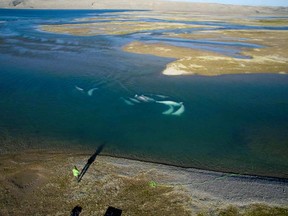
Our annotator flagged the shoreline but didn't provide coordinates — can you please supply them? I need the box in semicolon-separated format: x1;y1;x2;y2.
1;134;287;181
101;153;288;181
2;149;288;200
1;149;287;215
2;145;288;180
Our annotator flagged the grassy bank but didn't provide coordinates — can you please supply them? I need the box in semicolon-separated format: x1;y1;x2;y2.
0;150;287;215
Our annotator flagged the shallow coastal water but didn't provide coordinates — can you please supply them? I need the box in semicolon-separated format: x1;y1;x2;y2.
0;9;288;178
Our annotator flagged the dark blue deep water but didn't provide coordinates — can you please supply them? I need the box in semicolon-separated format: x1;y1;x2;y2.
0;9;288;178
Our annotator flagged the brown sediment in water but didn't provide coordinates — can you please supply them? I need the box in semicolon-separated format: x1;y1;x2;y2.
0;149;288;215
123;30;288;76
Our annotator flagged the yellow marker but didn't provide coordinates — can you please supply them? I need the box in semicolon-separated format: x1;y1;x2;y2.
73;166;80;177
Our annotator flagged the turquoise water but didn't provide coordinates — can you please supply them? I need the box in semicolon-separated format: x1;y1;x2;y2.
0;9;288;178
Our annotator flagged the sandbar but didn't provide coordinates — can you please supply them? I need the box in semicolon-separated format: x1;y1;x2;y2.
41;21;207;36
123;30;288;76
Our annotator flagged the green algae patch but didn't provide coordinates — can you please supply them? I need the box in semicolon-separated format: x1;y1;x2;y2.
123;30;288;76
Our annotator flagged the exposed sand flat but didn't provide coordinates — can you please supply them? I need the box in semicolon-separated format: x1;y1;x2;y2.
229;17;288;26
123;30;288;76
41;21;206;36
0;150;287;215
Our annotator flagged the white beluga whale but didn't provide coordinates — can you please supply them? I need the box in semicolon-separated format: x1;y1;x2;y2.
135;94;155;103
155;100;182;107
120;97;141;106
75;86;98;96
156;100;184;116
87;88;98;96
171;104;185;116
120;94;157;106
75;85;84;92
129;97;140;103
120;97;134;106
154;94;169;99
162;105;174;115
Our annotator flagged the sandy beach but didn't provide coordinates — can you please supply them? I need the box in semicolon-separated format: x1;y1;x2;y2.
0;149;287;215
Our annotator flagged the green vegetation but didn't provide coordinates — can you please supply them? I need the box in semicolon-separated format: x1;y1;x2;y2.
196;204;288;216
0;150;287;215
0;151;191;215
218;206;239;216
217;204;288;216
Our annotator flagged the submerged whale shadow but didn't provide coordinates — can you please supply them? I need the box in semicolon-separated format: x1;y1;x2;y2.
78;143;106;183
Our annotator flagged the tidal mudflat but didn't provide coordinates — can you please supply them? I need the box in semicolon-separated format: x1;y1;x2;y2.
123;30;288;76
41;11;288;76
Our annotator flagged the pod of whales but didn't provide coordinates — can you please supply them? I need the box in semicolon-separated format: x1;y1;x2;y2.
156;100;184;116
75;86;185;116
121;94;185;116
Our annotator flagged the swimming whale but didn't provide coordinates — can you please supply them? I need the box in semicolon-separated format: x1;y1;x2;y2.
155;94;169;99
162;105;174;115
155;100;182;107
87;88;98;96
172;104;185;116
75;85;84;92
156;100;184;116
129;97;140;103
120;97;134;106
135;94;155;103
